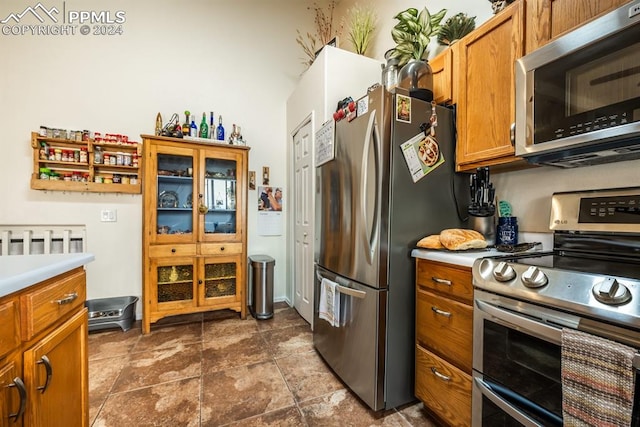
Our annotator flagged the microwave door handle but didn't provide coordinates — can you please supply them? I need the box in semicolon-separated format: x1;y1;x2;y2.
360;111;380;265
474;377;546;427
475;299;564;345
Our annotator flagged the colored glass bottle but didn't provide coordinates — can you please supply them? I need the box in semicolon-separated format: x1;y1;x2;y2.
216;115;225;141
182;110;190;136
209;111;215;139
199;113;208;138
189;115;197;137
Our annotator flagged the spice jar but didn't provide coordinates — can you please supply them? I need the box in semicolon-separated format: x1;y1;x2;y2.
94;147;103;164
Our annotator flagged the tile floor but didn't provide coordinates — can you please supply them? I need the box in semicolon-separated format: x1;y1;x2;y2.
88;302;440;426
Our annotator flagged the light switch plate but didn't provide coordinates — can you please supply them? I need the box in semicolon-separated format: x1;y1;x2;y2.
100;209;117;222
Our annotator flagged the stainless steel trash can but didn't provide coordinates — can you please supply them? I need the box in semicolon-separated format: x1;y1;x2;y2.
248;255;275;319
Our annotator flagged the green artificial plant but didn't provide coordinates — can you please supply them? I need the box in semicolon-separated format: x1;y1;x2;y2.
390;7;447;67
437;13;476;46
346;4;377;56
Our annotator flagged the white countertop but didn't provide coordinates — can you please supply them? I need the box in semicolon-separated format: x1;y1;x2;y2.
0;253;95;298
412;232;553;268
412;247;504;267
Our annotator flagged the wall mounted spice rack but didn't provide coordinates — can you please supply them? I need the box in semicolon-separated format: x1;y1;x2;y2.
30;131;142;194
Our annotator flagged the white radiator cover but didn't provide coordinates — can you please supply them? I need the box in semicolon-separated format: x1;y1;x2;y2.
0;225;86;256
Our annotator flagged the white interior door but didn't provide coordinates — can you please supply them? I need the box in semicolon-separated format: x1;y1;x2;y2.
293;120;314;325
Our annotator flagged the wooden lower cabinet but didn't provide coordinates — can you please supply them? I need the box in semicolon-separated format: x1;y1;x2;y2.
415;345;472;427
415;258;473;426
23;309;87;427
0;268;88;427
0;353;22;427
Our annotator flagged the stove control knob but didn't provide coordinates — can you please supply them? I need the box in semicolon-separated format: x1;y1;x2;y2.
521;266;548;288
592;278;631;305
493;262;516;282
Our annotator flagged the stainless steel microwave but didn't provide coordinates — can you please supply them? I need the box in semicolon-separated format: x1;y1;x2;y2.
515;0;640;168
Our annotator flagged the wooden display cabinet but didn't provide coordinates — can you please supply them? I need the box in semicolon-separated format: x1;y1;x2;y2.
141;134;249;334
30;132;142;194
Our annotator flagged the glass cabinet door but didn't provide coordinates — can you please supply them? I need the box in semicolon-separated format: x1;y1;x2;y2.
200;256;240;305
154;147;195;243
152;259;196;309
200;151;239;240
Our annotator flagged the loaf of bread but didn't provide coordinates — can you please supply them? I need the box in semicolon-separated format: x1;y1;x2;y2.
439;229;487;251
416;234;443;249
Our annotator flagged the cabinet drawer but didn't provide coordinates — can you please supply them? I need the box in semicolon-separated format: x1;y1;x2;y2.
149;244;197;258
20;269;86;341
200;243;242;256
416;259;473;304
415;344;472;427
416;288;472;372
0;299;20;358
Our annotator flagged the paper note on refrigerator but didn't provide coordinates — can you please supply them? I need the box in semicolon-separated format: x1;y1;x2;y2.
400;133;445;183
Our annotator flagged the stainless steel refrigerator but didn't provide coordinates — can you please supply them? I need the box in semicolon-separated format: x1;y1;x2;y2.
313;85;468;411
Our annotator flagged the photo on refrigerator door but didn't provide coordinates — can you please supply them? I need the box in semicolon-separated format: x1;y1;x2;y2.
396;94;411;123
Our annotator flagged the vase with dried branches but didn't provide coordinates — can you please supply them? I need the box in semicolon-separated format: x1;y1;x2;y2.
295;1;343;67
346;4;377;56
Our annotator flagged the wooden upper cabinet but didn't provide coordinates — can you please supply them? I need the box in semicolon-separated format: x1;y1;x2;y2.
429;47;454;105
526;0;630;53
455;1;524;171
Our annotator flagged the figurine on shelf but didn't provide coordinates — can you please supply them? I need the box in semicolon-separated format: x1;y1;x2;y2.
228;124;246;145
160;113;183;138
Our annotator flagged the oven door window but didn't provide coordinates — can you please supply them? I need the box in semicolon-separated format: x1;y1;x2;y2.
482;319;562;425
532;24;640;144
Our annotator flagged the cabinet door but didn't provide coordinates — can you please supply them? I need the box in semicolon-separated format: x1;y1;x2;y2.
455;1;524;171
147;144;197;245
0;355;23;427
526;0;629;53
199;147;246;243
430;48;454;105
199;255;244;311
23;309;88;427
149;257;197;313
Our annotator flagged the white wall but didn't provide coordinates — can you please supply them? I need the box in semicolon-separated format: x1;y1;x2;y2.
0;0;314;308
334;0;494;61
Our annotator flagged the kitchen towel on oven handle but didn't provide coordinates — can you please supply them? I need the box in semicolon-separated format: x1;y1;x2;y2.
319;277;341;327
561;328;637;427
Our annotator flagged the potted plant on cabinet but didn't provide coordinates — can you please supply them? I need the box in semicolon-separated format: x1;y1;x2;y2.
389;6;447;101
437;12;476;46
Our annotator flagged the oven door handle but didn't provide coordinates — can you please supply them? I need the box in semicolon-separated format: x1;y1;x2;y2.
474;377;550;427
475;299;565;345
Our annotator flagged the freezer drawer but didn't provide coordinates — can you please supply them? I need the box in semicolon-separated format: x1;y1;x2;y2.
313;265;386;411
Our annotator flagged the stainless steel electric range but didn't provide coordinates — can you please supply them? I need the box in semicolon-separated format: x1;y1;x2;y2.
471;187;640;426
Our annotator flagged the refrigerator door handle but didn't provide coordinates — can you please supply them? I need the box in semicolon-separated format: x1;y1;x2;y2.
315;270;365;299
360;110;380;265
335;284;366;299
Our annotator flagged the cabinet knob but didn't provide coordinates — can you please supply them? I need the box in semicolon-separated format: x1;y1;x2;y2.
171;248;176;253
198;279;203;285
220;246;225;251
